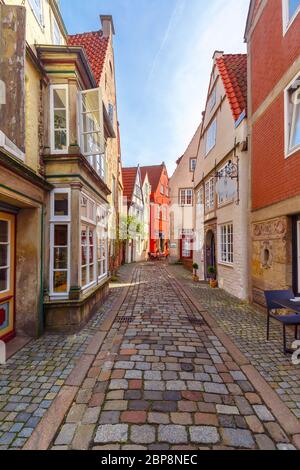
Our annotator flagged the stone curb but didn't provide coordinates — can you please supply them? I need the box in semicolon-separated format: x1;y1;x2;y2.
23;266;136;451
166;266;300;449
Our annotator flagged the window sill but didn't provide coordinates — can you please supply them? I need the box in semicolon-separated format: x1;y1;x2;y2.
218;262;234;269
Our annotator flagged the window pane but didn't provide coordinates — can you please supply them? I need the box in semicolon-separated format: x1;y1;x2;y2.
82;112;101;133
53;271;68;293
291;101;300;148
54;247;68;270
54;225;68;246
289;0;300;19
54;109;66;129
83;132;102;155
53;89;66;108
89;264;95;282
54;193;69;217
81;90;99;113
0;268;8;292
54;130;67;151
81;267;87;286
0;221;8;243
81;246;88;266
81;197;88;218
0;245;8;267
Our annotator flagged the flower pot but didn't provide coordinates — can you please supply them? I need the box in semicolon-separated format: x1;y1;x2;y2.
193;275;199;282
210;279;218;289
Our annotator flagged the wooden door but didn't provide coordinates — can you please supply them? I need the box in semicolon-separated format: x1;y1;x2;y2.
0;212;15;342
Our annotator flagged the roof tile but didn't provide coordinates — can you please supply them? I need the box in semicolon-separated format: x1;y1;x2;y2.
68;31;109;84
216;54;247;122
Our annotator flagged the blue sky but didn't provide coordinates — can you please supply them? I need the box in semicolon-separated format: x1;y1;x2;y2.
61;0;250;175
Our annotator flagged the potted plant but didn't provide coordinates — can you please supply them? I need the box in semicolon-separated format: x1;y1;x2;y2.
207;266;218;288
192;263;199;282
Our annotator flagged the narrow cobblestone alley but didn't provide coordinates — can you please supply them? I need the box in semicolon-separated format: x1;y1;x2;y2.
38;263;300;451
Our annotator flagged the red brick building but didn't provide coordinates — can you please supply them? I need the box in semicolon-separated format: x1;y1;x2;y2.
141;164;170;256
245;0;300;305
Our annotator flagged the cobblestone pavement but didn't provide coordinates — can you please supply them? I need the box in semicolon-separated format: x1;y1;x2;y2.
49;263;299;450
0;265;133;450
169;265;300;420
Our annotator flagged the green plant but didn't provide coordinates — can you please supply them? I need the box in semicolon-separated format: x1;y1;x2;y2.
207;266;216;279
193;263;199;271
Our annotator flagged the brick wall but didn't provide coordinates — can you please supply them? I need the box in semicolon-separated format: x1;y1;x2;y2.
251;0;300;114
250;0;300;211
252;95;300;210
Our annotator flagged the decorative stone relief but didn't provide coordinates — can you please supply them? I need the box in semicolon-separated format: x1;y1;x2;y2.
252;217;287;241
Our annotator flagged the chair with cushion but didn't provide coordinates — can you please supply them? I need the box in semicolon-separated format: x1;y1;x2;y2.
264;290;300;354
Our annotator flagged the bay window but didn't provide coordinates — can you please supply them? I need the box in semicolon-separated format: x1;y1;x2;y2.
220;224;234;265
81;194;108;289
50;189;71;297
78;88;106;181
50;85;69;154
285;74;300;156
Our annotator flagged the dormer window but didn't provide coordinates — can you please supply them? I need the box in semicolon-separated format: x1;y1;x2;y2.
285;73;300;157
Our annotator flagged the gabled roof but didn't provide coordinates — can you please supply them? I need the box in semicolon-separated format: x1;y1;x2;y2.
140;164;166;194
68;31;109;84
140;168;149;185
122;167;138;203
216;54;247;122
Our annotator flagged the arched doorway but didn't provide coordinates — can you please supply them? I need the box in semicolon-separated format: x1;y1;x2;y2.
205;230;216;279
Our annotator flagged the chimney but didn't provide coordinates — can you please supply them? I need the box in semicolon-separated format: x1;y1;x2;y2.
100;15;115;38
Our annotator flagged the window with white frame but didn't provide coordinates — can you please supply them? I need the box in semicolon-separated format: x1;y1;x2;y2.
162;205;167;221
208;87;217;111
285;74;300;156
206;118;217;155
190;159;197;172
96;209;107;280
180;189;193;206
50;189;71;297
81;195;96;289
50;85;69;153
52;15;61;45
220;224;234;265
161;184;165;195
78;88;105;180
196;187;204;205
283;0;300;31
0;219;10;294
205;178;215;210
29;0;43;26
